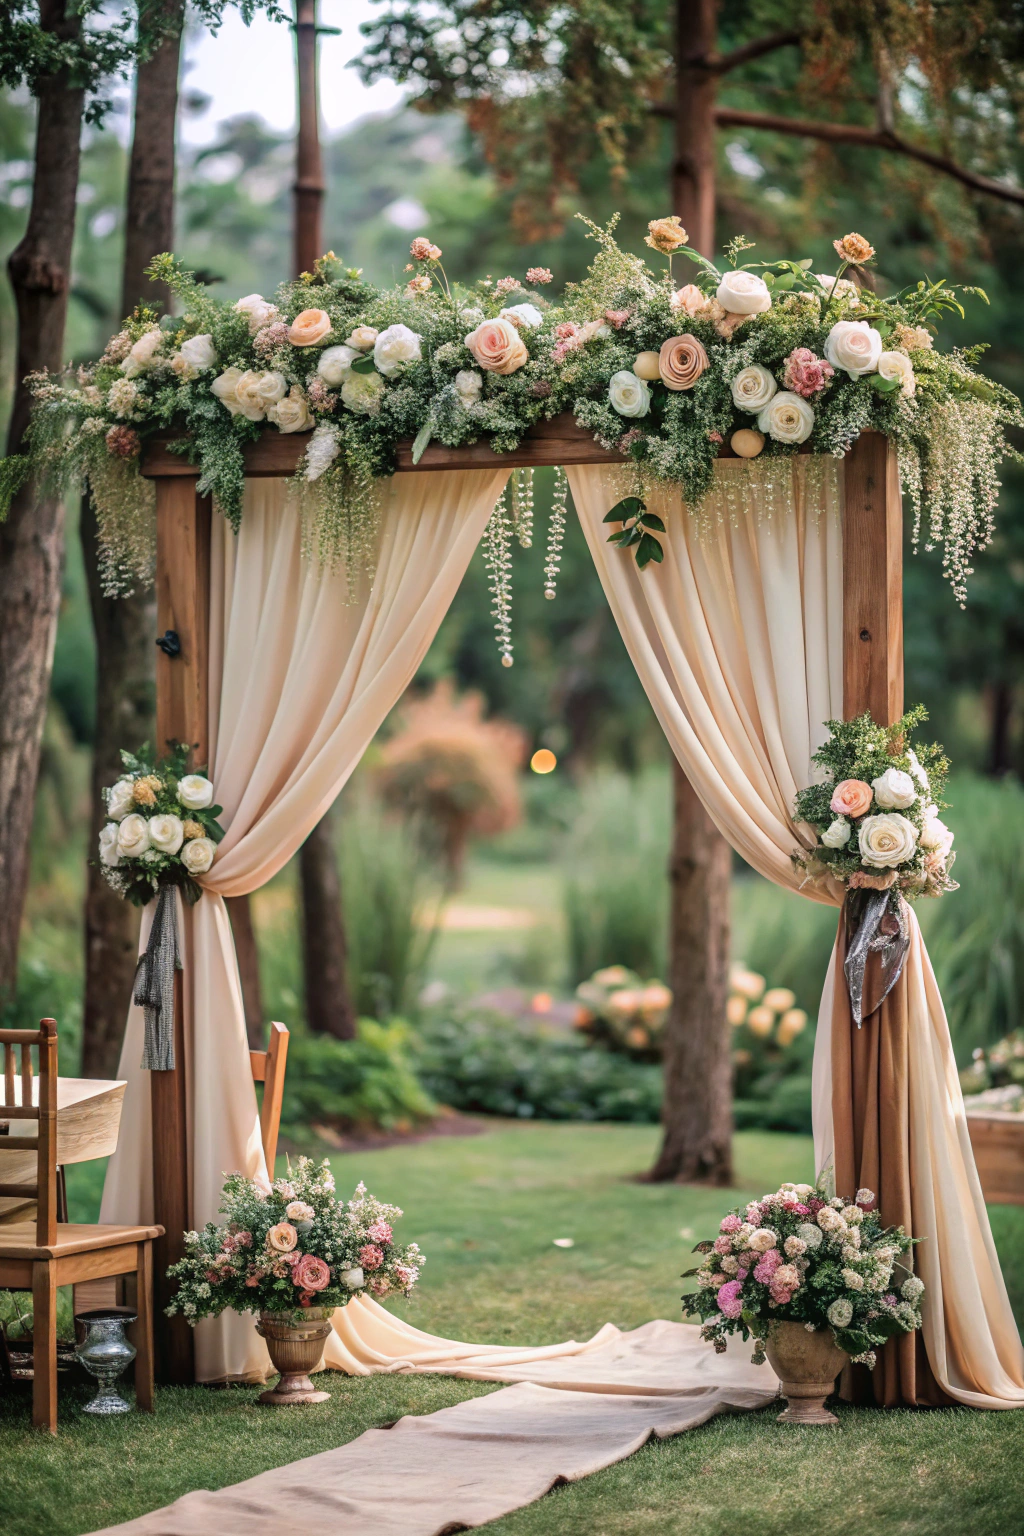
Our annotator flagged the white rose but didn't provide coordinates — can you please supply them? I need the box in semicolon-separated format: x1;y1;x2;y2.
500;302;544;329
211;367;245;417
824;319;883;378
816;274;861;306
177;774;214;810
117;813;151;859
858;812;918;868
98;822;121;867
731;364;777;413
267;385;313;433
747;1228;778;1253
340;1266;364;1289
757;391;814;444
317;345;360;386
346;326;378;351
120;329;163;377
821;817;852;848
180;836;215;875
234;369;287;421
106;779;135;821
234;293;280;333
179;334;217;371
877;350;916;396
716;270;772;315
373;323;423;377
454;369;483;404
794;1183;814;1197
148;814;184;855
608;369;651;418
871;767;916;809
920;815;953;856
907;749;930;791
341;370;385;415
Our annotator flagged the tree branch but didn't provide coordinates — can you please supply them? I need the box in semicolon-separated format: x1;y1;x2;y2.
705;30;804;74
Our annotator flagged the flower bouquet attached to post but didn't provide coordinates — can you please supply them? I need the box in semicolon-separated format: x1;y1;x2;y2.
793;707;956;1024
167;1158;424;1404
684;1180;924;1423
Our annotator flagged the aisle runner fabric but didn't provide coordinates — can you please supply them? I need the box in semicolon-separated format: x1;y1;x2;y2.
88;1326;778;1536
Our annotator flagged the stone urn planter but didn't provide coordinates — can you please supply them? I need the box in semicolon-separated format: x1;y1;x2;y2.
764;1320;849;1425
256;1308;332;1406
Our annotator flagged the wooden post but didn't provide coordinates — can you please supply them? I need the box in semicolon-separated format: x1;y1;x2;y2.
151;477;210;1384
842;432;904;725
293;0;324;276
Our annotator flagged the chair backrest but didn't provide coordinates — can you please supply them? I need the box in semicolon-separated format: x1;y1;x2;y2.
0;1020;57;1245
249;1021;288;1174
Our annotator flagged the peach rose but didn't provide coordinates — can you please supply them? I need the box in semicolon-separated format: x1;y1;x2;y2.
288;309;333;347
659;334;708;391
830;779;873;818
267;1221;298;1253
670;284;708;317
464;318;528;375
833;233;875;264
645;216;688;254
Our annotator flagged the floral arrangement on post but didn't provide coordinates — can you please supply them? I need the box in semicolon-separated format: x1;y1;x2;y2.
98;744;224;906
683;1180;924;1370
166;1158;424;1323
3;220;1018;601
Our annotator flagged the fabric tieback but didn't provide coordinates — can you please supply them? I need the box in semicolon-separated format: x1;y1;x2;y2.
842;888;910;1027
134;885;182;1070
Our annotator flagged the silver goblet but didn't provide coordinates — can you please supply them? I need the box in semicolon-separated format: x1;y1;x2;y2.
75;1308;137;1415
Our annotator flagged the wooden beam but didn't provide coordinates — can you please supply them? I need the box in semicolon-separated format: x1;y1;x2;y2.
842;431;903;726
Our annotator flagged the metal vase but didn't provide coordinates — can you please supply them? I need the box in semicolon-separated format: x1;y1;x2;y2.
75;1308;137;1415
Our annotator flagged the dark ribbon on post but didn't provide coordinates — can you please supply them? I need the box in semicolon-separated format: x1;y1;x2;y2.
842;887;910;1027
135;884;182;1070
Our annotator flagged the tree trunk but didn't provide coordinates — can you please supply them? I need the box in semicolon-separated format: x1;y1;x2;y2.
0;0;85;997
227;895;266;1049
647;764;733;1184
648;0;734;1184
78;7;183;1074
299;809;357;1039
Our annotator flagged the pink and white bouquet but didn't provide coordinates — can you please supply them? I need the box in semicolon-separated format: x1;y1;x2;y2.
683;1179;924;1369
166;1157;424;1323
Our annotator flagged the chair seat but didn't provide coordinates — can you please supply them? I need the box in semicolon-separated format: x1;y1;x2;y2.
0;1220;163;1260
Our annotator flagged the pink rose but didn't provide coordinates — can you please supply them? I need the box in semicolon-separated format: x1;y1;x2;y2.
830;779;873;818
670;283;708;317
359;1243;384;1271
719;1214;742;1234
267;1221;298;1253
293;1254;331;1292
713;1234;733;1254
367;1220;392;1244
716;1280;744;1319
464;318;528;375
783;346;834;399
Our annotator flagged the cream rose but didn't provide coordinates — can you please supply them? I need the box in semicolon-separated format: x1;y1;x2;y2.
234;369;288;421
106;778;135;821
373;323;423;377
341;370;385;415
267;386;313;433
346;326;378;351
500;302;544;329
464;318;528;375
920;815;953;856
177;774;214;810
858;812;918;868
288;309;332;347
285;1200;315;1223
871;767;916;809
340;1266;364;1289
98;823;121;867
117;813;151;859
608;369;651;418
716;270;771;316
454;369;483;405
148;814;184;855
317;345;359;385
180;836;215;875
234;293;280;332
757;391;814;444
748;1228;778;1253
877;350;916;396
120;329;163;377
824;319;883;378
179;334;217;371
211;367;245;416
821;817;852;848
731;364;777;413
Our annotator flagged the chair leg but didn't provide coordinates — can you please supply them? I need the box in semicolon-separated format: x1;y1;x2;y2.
133;1241;155;1412
32;1259;58;1434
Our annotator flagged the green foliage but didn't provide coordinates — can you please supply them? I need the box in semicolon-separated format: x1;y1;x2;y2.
281;1020;437;1135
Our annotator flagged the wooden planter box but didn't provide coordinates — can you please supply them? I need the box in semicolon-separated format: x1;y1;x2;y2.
966;1110;1024;1205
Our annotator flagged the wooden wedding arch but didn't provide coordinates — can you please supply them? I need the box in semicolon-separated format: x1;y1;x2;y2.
140;418;901;1382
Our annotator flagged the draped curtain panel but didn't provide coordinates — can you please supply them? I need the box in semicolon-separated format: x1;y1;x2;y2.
102;468;508;1382
568;457;1024;1409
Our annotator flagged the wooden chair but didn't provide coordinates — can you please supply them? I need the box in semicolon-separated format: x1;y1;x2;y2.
250;1021;289;1173
0;1020;162;1432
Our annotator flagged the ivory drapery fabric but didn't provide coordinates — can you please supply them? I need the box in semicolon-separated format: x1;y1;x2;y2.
102;468;509;1381
568;457;1024;1409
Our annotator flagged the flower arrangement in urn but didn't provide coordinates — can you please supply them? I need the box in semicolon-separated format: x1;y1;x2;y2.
684;1180;924;1422
98;744;224;906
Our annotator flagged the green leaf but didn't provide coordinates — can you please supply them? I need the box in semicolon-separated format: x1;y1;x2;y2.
638;512;666;532
868;374;901;394
603;496;644;524
773;273;794;291
635;532;664;569
411;419;433;465
349;354;376;375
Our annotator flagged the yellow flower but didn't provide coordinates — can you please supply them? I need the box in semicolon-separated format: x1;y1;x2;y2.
182;819;204;840
132;777;159;807
645;216;688;255
833;232;875;264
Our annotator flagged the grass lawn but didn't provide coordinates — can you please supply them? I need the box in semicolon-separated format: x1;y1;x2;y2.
2;1122;1023;1536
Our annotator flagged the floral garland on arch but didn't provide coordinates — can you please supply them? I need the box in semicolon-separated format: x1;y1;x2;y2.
3;217;1019;603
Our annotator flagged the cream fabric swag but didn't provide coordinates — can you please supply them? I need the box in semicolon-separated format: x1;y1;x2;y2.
568;457;1024;1409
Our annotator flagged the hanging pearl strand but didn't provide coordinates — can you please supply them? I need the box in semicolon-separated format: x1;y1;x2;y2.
511;467;534;549
483;483;515;667
544;466;568;600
